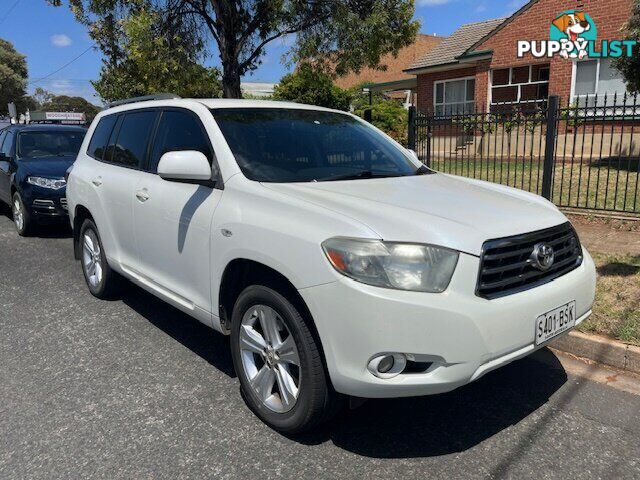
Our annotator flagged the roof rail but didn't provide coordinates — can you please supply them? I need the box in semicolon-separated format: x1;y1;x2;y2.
105;93;181;109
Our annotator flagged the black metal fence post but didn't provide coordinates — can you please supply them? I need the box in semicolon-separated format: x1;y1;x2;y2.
425;118;432;168
541;95;559;200
407;106;416;151
364;108;372;123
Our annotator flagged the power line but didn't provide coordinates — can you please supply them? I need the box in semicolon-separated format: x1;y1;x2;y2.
29;45;96;85
0;0;20;26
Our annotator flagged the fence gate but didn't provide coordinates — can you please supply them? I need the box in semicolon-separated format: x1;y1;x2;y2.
408;95;640;216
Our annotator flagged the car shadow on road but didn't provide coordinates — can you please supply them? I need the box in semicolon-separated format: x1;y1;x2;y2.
297;349;568;459
118;281;567;459
119;283;236;378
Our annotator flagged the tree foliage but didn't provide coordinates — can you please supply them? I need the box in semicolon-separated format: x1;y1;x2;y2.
0;38;29;116
273;64;351;110
30;88;101;123
49;0;419;99
90;8;222;102
351;83;408;144
614;0;640;93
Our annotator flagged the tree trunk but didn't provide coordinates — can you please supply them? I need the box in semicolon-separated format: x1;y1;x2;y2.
222;64;242;98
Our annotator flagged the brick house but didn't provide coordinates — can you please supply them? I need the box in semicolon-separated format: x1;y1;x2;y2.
405;0;634;114
334;33;444;106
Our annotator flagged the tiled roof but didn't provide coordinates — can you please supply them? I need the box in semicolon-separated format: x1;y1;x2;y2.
406;17;507;71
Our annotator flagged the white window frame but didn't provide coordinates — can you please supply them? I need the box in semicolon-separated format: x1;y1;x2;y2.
433;76;476;116
489;64;550;108
569;58;633;116
570;58;628;104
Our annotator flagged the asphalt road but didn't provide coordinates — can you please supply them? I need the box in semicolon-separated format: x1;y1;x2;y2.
1;209;639;479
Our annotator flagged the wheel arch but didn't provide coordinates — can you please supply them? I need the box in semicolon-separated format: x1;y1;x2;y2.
73;205;94;260
218;258;305;330
218;257;334;388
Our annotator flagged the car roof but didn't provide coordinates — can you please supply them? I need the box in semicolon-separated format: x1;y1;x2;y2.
100;98;348;116
2;124;87;133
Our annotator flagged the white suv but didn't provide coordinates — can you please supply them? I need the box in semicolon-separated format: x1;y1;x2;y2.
67;96;596;433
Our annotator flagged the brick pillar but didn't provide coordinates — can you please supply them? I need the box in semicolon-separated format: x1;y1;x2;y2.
475;60;491;112
549;57;572;104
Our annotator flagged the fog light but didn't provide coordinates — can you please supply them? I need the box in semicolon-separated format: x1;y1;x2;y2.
367;353;407;379
377;355;395;373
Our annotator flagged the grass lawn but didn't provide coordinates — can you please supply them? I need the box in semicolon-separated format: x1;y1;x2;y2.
578;252;640;346
428;157;640;214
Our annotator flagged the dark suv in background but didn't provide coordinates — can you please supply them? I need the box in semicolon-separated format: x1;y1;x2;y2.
0;124;86;235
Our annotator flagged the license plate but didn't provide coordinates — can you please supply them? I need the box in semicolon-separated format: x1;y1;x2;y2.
535;301;576;346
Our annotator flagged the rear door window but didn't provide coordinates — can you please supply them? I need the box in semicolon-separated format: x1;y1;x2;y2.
148;110;213;173
109;110;158;169
87;115;118;160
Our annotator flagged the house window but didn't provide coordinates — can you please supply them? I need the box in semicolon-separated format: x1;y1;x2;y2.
434;77;475;116
572;58;628;107
490;64;550;112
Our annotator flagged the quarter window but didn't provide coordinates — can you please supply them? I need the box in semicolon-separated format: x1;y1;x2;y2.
110;111;158;168
1;131;13;157
0;130;7;153
87;115;118;160
149;110;212;173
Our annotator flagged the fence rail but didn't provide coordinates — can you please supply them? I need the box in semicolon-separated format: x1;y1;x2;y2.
408;94;640;215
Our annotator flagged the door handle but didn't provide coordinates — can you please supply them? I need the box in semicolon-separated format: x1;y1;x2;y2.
135;189;150;202
91;177;103;187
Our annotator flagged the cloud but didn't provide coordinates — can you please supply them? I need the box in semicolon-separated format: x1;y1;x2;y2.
417;0;454;6
51;34;72;48
474;4;487;13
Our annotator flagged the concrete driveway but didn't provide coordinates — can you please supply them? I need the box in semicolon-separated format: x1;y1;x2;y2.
0;210;639;479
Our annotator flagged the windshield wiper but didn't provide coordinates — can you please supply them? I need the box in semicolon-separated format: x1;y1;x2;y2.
317;170;403;182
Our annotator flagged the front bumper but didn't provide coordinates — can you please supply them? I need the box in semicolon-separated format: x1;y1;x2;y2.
21;185;68;220
299;248;596;399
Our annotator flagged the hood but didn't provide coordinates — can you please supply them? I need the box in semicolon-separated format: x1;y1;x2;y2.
263;173;568;256
19;156;75;178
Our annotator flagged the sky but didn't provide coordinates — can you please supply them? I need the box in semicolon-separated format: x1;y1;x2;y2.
1;0;530;105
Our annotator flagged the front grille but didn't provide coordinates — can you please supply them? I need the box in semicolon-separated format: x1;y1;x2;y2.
60;198;68;210
477;222;583;299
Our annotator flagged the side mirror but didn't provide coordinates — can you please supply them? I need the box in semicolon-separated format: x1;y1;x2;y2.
157;151;212;183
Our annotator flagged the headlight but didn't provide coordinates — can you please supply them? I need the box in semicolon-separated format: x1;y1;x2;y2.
322;237;459;293
27;177;66;190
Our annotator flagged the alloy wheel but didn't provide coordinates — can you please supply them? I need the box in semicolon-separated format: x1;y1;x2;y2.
239;304;301;413
82;229;103;288
12;198;24;232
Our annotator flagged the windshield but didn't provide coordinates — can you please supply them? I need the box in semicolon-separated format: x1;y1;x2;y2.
211;108;420;182
17;131;85;159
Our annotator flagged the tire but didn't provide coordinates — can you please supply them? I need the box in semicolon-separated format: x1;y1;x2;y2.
230;285;339;434
79;218;123;299
12;192;33;236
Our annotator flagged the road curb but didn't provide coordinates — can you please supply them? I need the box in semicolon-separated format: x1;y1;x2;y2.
551;330;640;375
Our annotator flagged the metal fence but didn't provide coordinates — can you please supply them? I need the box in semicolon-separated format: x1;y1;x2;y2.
408;94;640;215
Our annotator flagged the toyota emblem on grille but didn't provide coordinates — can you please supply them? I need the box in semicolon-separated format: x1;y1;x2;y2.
530;243;555;271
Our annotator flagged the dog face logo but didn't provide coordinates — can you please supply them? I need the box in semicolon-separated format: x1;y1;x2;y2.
553;12;591;42
550;10;597;59
519;10;633;60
